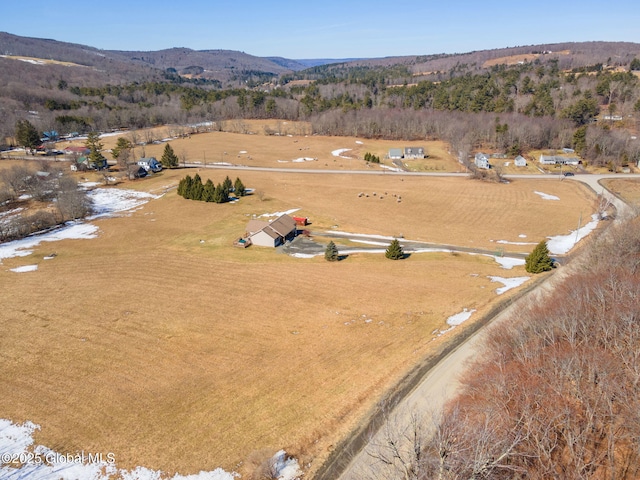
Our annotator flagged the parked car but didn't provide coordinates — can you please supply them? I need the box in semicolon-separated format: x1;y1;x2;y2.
563;172;575;176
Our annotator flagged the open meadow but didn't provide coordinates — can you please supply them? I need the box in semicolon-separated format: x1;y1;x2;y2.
53;120;464;174
0;135;599;477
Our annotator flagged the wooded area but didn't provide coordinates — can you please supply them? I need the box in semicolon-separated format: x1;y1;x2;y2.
2;39;640;170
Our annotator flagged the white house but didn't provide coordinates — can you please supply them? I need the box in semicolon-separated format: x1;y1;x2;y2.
514;155;527;167
137;157;163;172
404;147;425;159
539;155;558;165
474;153;491;169
540;155;580;166
246;214;297;247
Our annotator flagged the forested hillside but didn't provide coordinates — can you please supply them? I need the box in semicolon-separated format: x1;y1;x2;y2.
396;217;640;479
2;34;640;170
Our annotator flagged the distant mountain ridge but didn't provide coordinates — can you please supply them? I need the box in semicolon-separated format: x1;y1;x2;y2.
0;32;365;81
2;31;640;85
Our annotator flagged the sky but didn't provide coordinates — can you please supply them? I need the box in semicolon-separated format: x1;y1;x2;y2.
1;0;639;59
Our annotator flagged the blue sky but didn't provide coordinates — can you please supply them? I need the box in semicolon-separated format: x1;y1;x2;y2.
1;0;639;59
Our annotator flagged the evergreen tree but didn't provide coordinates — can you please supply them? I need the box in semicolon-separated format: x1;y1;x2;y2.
213;183;225;203
203;179;215;202
85;131;107;169
191;173;204;200
223;176;233;196
161;143;179;168
111;137;133;169
234;177;246;197
525;240;555;273
178;175;193;198
325;241;339;262
15;120;42;154
385;238;405;260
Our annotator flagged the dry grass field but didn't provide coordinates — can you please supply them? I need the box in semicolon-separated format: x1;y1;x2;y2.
0;140;598;477
602;178;640;206
54;120;463;174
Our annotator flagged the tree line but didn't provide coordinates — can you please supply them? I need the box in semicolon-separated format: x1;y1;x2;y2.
0;162;90;242
177;173;245;203
4;54;640;170
364;216;640;479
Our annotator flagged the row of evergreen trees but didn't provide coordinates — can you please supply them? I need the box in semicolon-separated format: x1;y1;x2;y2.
177;173;246;203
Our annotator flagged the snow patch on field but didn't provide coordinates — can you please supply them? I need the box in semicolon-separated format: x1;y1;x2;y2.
88;188;160;218
0;222;99;263
271;450;302;480
447;308;476;326
488;276;530;294
534;191;560;200
489;255;526;269
1;187;159;264
332;148;351;158
259;208;300;218
291;157;316;163
0;418;239;480
10;264;38;272
437;308;477;336
547;213;600;255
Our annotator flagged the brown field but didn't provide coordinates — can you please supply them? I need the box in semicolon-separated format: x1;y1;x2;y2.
601;178;640;206
482;50;570;68
0;144;598;477
55;120;463;173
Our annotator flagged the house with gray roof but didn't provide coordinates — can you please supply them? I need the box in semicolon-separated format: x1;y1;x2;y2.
404;147;425;159
514;155;527;167
246;214;297;247
474;153;491;169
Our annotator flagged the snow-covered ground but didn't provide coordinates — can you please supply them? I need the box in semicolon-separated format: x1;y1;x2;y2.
0;419;301;480
0;419;238;480
547;213;599;255
258;208;300;218
534;191;560;201
1;187;160;267
436;308;477;336
488;276;530;295
10;264;38;273
87;188;161;219
0;222;99;263
331;148;351;159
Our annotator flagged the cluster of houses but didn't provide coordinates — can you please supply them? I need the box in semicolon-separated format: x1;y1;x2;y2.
65;145;163;178
474;153;527;169
473;150;582;170
388;147;426;160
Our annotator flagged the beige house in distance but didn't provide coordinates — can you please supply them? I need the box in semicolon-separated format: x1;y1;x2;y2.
246;214;297;247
